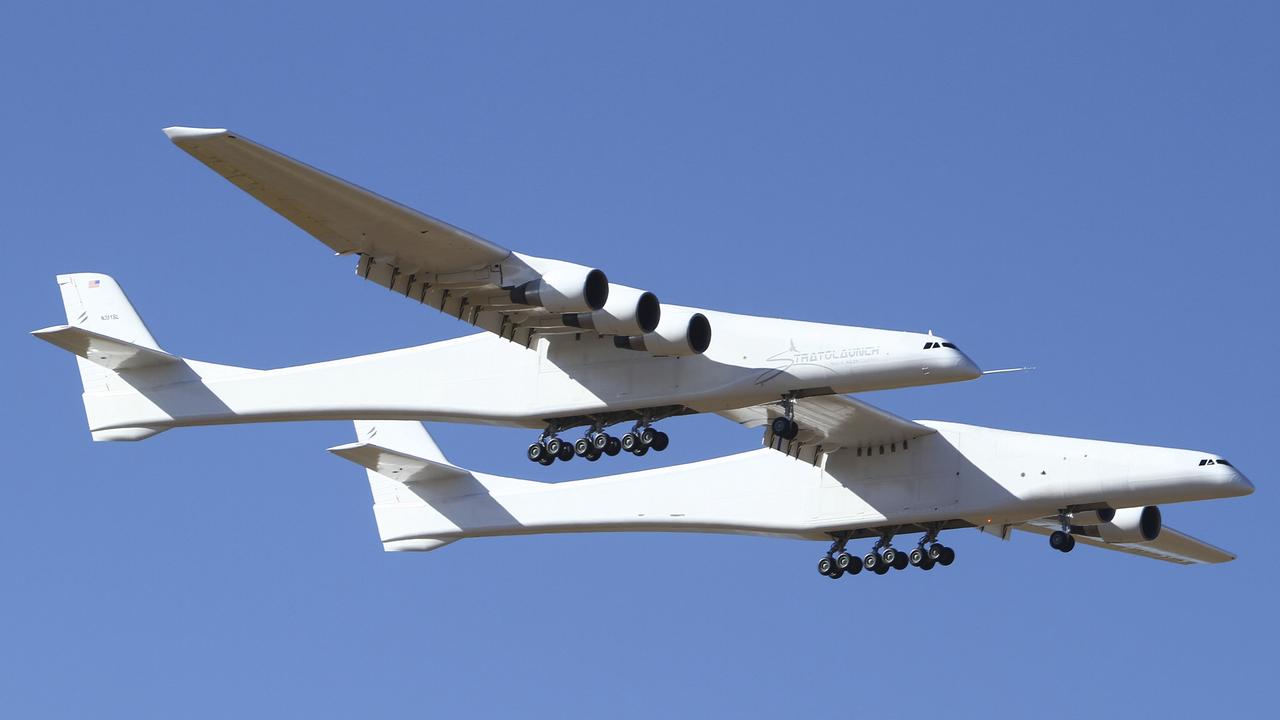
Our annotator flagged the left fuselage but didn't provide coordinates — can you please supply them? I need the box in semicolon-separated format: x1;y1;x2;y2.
82;308;980;434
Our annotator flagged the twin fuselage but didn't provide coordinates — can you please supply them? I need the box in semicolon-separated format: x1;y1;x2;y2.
84;308;981;435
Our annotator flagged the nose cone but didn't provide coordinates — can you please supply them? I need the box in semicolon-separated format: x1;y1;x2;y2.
955;350;982;381
1223;467;1255;498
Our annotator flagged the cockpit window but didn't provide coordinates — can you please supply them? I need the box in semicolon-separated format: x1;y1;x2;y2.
940;342;957;349
1199;458;1234;467
924;341;958;350
1216;459;1233;467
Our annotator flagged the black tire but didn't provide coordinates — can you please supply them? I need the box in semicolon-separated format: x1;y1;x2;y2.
621;433;639;452
828;566;844;579
771;417;792;437
604;437;622;456
1060;534;1075;553
651;431;670;452
633;444;649;456
527;443;545;462
920;555;935;571
574;437;592;457
881;547;899;566
585;449;601;462
592;433;610;451
835;551;854;571
938;546;955;566
639;427;658;446
863;551;882;572
928;543;945;561
1049;530;1070;551
545;438;563;456
909;547;926;567
891;551;910;570
873;562;890;575
557;443;574;462
818;556;835;576
538;455;555;466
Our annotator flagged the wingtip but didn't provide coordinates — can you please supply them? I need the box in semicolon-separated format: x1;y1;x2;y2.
162;126;229;142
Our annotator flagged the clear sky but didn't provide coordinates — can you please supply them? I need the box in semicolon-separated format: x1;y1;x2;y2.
2;2;1276;716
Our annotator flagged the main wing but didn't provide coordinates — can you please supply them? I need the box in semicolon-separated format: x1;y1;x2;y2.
718;394;936;463
163;127;706;355
1016;520;1235;564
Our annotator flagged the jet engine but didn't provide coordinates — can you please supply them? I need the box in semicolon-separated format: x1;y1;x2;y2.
1088;506;1162;544
1069;508;1116;526
509;266;609;313
614;310;712;357
562;285;661;336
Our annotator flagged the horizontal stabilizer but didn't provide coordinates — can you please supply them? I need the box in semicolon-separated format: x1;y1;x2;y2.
32;325;180;371
327;441;471;484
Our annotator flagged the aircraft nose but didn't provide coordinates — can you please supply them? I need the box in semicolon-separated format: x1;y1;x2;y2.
1225;467;1255;497
955;350;981;380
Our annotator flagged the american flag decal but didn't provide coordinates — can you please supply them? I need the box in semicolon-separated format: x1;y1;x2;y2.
87;279;100;288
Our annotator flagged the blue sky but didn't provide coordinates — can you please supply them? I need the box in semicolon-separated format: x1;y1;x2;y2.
2;2;1276;716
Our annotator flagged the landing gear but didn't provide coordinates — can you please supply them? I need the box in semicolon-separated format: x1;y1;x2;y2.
771;394;801;441
1050;511;1077;553
816;528;958;580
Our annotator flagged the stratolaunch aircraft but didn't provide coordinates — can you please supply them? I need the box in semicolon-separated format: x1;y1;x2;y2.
32;127;983;463
334;394;1252;576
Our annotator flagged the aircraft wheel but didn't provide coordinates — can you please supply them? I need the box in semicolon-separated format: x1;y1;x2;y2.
1049;531;1075;553
621;433;640;452
770;417;799;440
863;551;883;573
873;562;890;575
909;547;926;567
828;566;844;579
545;438;563;456
585;448;601;461
604;437;622;456
574;437;592;457
835;551;860;574
938;546;955;566
632;444;649;457
927;543;945;562
537;455;555;466
592;433;611;451
650;431;669;452
556;443;575;462
891;550;910;571
818;556;835;576
639;427;658;447
881;547;899;567
919;555;935;571
527;443;546;462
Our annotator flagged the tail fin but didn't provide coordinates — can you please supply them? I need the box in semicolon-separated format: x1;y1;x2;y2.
328;421;539;552
32;274;171;441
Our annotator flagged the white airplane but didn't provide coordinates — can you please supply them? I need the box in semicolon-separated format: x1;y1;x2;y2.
331;396;1253;576
32;127;985;463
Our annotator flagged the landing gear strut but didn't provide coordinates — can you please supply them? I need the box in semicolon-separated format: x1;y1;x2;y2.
1049;512;1076;553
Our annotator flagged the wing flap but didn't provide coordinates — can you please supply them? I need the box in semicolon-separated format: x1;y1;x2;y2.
31;325;181;371
719;394;936;463
1016;521;1235;565
327;441;471;484
163;127;509;274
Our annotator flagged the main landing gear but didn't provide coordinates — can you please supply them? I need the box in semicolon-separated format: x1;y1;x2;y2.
770;394;801;441
817;529;956;579
1049;511;1077;553
528;423;670;465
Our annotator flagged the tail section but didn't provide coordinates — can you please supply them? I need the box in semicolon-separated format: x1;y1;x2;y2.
329;421;539;552
33;273;256;442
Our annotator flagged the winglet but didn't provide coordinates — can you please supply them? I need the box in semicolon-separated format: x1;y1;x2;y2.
162;126;229;142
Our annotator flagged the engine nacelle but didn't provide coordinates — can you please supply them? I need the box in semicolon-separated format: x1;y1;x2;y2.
614;310;712;357
509;266;609;313
1093;506;1162;544
562;285;661;336
1069;508;1116;526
